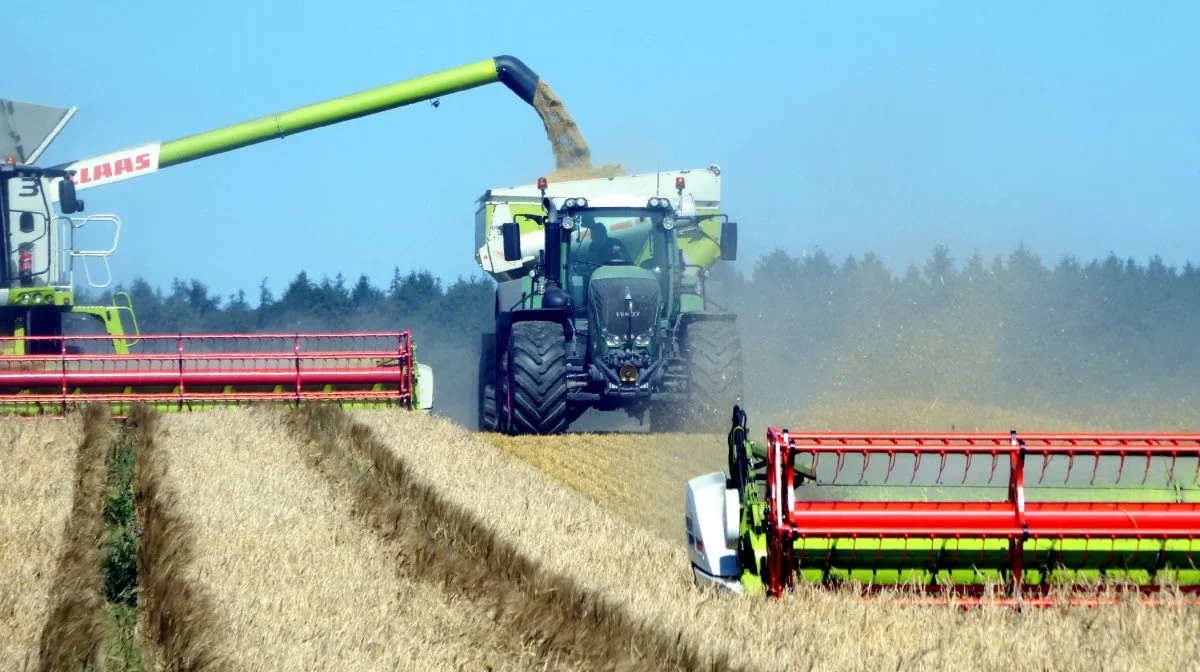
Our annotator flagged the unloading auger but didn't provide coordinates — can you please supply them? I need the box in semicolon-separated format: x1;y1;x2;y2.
686;407;1200;606
0;56;554;415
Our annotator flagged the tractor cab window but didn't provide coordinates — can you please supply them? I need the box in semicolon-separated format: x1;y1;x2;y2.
565;208;670;314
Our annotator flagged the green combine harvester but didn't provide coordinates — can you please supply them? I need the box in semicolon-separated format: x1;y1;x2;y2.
0;56;583;415
686;407;1200;606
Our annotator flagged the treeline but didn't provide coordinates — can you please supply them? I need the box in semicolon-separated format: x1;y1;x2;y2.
88;245;1200;426
93;268;493;336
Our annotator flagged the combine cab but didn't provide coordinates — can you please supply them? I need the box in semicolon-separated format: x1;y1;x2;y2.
686;407;1200;606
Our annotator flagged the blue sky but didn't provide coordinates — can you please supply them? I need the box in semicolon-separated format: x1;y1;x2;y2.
9;2;1199;301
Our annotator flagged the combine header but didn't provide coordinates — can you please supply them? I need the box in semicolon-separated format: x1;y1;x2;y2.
686;408;1200;606
0;331;417;416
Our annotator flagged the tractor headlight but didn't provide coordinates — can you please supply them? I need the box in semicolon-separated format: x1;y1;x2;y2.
33;293;44;304
20;293;31;304
575;197;587;208
604;334;624;348
634;333;652;347
564;198;577;208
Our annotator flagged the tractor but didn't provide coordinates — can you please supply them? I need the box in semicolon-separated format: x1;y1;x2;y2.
475;167;743;434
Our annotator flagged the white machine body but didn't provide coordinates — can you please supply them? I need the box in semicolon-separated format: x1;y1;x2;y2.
684;471;744;593
475;166;721;281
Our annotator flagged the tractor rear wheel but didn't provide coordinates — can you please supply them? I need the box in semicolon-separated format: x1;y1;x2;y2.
506;321;569;435
681;320;744;433
478;333;499;432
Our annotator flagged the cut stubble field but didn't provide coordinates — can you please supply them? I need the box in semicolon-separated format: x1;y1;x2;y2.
0;416;82;669
157;409;564;670
5;400;1199;671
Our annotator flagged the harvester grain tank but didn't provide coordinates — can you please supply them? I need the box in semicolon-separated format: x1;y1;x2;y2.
686;407;1200;606
0;56;555;415
475;167;744;434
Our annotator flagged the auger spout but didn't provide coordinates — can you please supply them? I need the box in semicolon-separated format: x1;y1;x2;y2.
158;55;540;168
53;55;549;189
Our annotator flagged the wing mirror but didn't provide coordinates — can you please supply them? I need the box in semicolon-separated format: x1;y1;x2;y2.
719;222;738;261
501;222;522;261
58;178;84;214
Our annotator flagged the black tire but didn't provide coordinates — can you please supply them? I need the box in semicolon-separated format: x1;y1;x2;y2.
478;333;499;432
681;321;744;433
481;385;498;432
507;321;569;435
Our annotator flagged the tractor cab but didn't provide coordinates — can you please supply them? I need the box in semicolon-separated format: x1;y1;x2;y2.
478;167;744;435
562;205;674;317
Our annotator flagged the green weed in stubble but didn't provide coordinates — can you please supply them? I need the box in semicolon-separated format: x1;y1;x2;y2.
103;432;139;608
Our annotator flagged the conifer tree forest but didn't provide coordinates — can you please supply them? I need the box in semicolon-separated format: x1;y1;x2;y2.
84;245;1200;428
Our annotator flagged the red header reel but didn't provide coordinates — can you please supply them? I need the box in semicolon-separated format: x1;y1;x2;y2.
763;428;1200;603
0;331;415;416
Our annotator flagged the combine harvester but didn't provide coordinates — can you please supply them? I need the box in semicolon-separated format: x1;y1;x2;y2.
0;56;566;416
686;407;1200;606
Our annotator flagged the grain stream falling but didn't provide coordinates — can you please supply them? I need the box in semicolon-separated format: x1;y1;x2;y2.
531;80;625;179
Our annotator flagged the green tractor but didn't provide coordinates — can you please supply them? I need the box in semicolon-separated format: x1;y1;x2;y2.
476;167;743;434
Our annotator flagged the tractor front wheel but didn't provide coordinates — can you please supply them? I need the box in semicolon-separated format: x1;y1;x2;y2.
506;321;569;435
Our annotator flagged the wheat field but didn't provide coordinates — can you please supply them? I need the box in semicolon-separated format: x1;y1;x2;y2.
0;415;83;669
362;408;1200;672
4;401;1198;671
156;408;565;670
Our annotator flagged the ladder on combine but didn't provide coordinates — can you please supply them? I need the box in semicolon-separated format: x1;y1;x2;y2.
0;331;415;417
